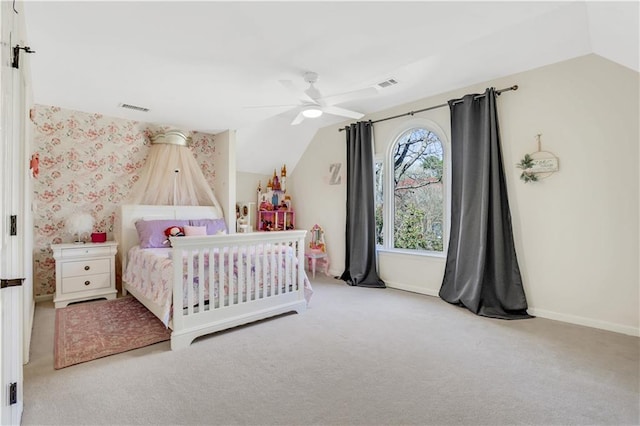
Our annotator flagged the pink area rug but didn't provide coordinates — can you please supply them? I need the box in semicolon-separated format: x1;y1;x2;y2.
54;297;171;369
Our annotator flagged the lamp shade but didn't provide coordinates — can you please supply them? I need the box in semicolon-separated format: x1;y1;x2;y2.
65;212;94;243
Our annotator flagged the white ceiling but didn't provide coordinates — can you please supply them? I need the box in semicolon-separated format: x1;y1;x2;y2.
23;1;639;174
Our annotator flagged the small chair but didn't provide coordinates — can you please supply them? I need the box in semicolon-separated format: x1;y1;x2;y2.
305;224;330;279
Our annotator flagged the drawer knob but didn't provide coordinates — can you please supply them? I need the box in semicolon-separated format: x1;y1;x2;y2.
84;265;90;271
84;280;90;286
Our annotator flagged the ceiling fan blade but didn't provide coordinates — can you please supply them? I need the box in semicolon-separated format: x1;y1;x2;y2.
291;111;305;125
319;86;378;106
304;85;322;101
322;105;364;119
280;79;315;104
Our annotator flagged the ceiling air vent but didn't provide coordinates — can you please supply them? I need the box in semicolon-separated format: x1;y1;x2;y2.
377;78;398;89
119;103;150;112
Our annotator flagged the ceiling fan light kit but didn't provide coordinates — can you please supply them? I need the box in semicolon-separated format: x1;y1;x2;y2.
301;107;323;118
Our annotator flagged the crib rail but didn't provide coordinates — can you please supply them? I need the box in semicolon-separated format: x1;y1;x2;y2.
169;230;307;334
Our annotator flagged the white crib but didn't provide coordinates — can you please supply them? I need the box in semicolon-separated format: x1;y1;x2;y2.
118;204;310;350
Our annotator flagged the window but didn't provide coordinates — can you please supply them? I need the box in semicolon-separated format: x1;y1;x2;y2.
374;157;384;246
376;126;446;254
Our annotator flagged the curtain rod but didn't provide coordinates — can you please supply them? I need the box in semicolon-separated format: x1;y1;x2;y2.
338;85;518;132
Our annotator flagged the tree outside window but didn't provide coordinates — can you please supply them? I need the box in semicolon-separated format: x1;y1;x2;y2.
376;127;444;252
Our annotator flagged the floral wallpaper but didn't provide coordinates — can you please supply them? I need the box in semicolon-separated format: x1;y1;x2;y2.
32;105;219;297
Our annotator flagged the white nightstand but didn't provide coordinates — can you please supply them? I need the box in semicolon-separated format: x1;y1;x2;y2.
52;241;118;308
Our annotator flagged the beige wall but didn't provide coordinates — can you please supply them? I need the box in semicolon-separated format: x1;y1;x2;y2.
213;130;236;233
236;171;270;205
291;54;639;336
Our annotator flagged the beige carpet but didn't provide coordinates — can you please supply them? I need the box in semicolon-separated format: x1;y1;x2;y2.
54;297;171;369
24;276;639;425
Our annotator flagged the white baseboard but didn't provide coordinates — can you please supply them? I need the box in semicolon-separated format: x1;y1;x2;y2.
34;294;53;303
527;307;639;337
384;281;639;337
326;268;340;278
384;280;440;297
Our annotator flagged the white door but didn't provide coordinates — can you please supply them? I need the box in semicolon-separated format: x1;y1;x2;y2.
0;1;30;424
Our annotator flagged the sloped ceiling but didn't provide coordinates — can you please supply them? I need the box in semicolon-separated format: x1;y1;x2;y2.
23;1;639;174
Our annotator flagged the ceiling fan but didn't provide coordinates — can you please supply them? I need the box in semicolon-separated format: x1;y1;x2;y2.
249;72;378;125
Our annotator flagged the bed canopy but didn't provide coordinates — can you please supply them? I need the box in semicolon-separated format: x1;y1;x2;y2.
128;130;223;217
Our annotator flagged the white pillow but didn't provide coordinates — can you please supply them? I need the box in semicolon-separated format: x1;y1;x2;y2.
184;225;207;236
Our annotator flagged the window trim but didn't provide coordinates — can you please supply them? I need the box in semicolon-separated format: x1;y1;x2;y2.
378;117;451;257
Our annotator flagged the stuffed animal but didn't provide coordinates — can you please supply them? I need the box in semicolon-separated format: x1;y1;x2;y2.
163;226;185;245
30;152;39;179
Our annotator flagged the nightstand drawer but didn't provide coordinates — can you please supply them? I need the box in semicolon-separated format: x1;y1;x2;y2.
60;246;115;258
61;258;110;278
62;273;110;293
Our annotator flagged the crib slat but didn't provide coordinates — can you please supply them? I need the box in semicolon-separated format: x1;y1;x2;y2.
207;247;215;309
245;244;252;301
255;243;262;300
238;245;251;302
288;241;294;293
237;244;243;304
218;247;225;308
262;243;268;298
287;241;295;291
242;245;248;302
254;243;260;300
298;240;303;290
278;241;284;294
282;241;287;294
287;241;293;292
187;250;194;316
229;245;235;305
269;243;276;296
198;248;205;312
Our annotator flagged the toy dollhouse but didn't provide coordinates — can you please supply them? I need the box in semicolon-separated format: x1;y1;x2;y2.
257;165;294;231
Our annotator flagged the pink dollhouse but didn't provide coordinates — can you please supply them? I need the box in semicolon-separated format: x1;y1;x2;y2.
257;165;294;231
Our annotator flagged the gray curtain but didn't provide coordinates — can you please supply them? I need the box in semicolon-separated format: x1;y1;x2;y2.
439;88;531;319
340;122;385;288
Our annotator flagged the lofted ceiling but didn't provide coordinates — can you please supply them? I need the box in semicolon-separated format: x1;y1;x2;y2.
23;1;639;174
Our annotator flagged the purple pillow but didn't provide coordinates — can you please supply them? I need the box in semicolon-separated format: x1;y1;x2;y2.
135;219;190;248
189;218;228;235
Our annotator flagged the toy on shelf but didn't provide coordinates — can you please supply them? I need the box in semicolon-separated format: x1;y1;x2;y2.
235;201;255;233
257;165;294;231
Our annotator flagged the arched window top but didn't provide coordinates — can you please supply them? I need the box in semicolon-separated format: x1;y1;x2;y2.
392;127;444;187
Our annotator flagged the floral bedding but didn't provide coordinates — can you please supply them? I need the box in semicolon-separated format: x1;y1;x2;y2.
123;245;313;327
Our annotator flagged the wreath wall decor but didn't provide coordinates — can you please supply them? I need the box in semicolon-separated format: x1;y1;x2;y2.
517;134;559;183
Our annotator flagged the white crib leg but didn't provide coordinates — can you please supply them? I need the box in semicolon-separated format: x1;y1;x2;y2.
170;334;193;351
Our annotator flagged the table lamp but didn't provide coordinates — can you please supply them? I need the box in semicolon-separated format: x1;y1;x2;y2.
65;212;94;244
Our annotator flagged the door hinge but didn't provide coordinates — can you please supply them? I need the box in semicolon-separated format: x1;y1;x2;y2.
12;45;35;69
0;278;24;289
9;382;17;405
9;215;17;236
